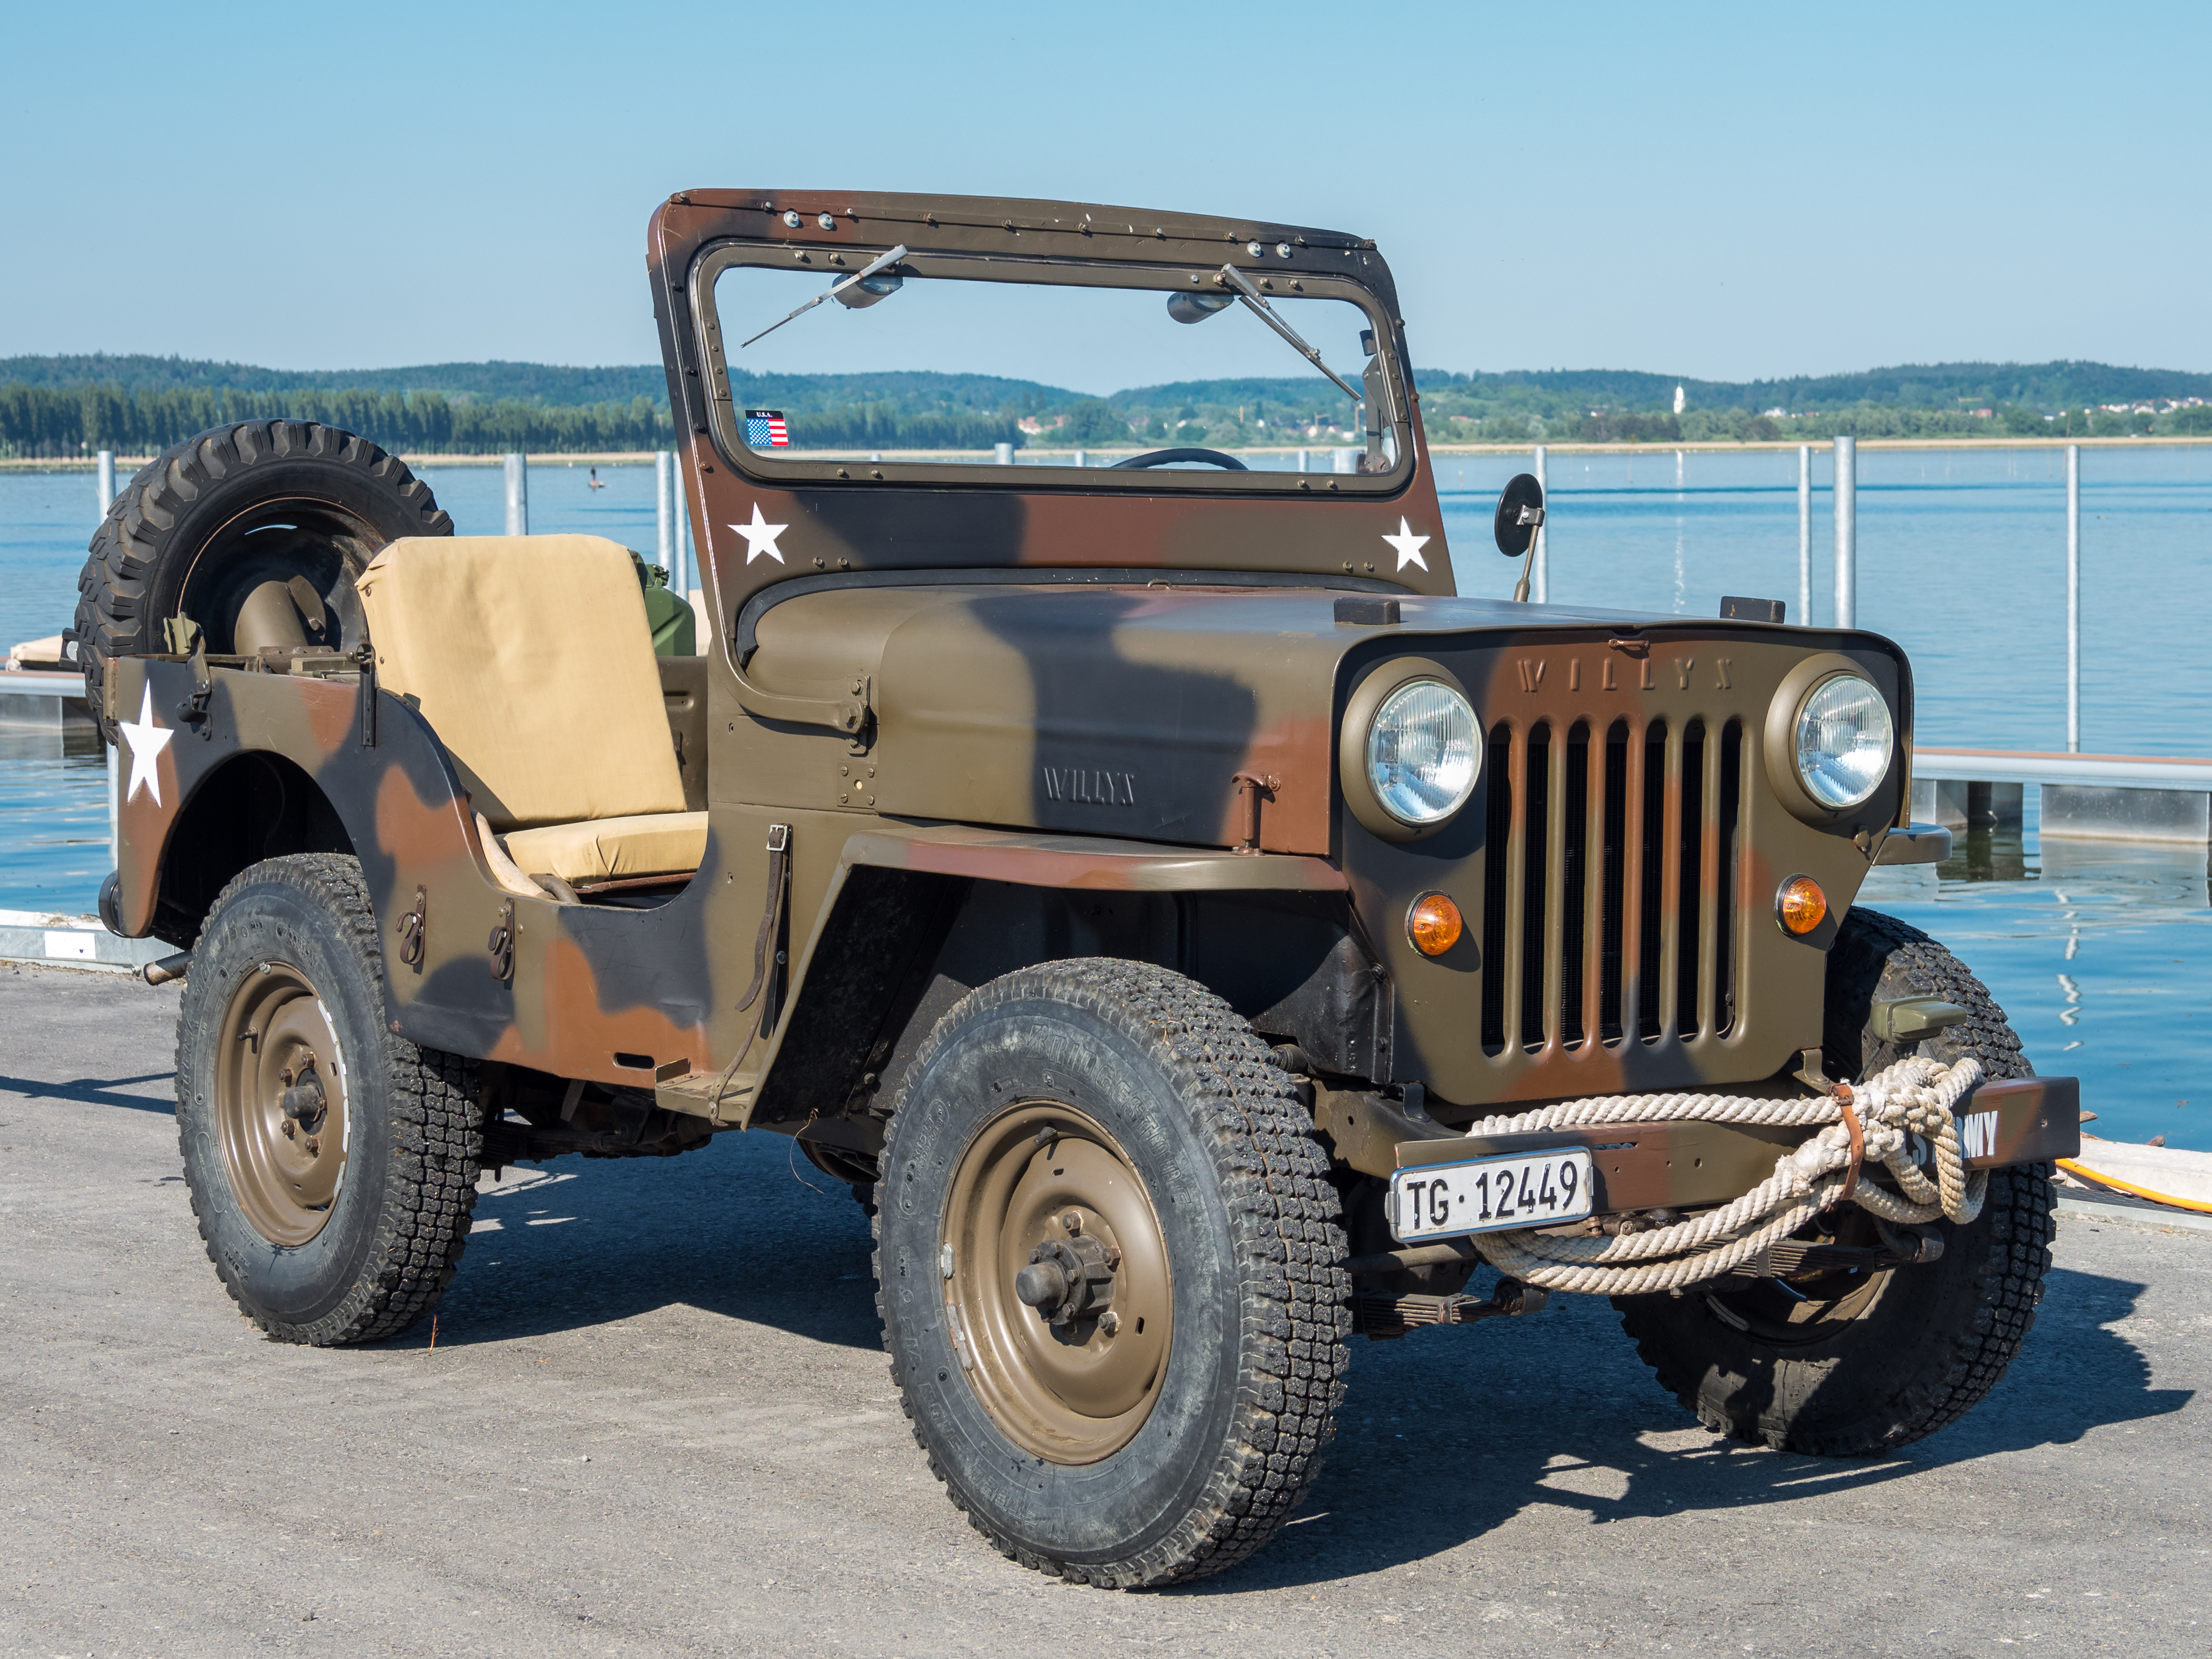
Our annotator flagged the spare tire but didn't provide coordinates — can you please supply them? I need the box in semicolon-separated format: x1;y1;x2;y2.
71;421;451;739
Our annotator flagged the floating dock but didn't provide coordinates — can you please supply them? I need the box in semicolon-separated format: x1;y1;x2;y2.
1915;748;2212;843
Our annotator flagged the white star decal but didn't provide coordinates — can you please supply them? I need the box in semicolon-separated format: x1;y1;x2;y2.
1381;517;1431;572
731;502;789;565
117;683;174;808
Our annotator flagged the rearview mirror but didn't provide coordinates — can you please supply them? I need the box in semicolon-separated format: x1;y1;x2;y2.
1493;473;1545;557
1167;291;1233;324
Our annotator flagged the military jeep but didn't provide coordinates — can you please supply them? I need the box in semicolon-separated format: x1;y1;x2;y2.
76;189;2077;1588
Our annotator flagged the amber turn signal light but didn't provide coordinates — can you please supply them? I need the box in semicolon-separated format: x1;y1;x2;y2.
1407;892;1464;956
1776;875;1828;935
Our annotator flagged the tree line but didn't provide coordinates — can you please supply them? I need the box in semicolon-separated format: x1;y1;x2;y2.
0;382;1030;458
0;384;677;459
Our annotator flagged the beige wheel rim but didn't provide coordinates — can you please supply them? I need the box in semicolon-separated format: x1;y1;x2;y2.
942;1102;1172;1464
212;960;349;1247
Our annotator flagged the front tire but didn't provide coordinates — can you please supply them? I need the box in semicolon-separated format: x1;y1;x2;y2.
176;854;481;1345
874;960;1349;1586
1614;908;2055;1454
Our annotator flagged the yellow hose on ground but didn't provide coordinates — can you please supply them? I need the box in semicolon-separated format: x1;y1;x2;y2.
2057;1158;2212;1215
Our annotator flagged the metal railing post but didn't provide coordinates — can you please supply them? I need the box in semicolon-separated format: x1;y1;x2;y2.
1796;444;1811;624
1832;436;1856;628
2067;443;2081;753
503;453;528;536
673;464;693;595
96;450;115;518
656;451;675;571
1533;444;1549;604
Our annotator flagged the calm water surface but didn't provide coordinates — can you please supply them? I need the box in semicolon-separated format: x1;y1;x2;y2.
4;449;2207;1146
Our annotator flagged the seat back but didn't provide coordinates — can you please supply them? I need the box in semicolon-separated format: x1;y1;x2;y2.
356;535;687;830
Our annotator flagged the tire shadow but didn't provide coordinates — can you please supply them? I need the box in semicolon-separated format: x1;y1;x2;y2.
0;1070;177;1114
1172;1261;2192;1595
393;1125;884;1353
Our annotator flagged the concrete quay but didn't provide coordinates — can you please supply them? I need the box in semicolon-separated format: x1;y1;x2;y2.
2;963;2204;1658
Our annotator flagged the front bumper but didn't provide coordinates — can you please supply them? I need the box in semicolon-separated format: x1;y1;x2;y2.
1318;1075;2080;1211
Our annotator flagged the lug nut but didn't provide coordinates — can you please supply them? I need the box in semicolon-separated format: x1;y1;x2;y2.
1061;1210;1082;1235
303;1135;321;1156
1098;1311;1120;1336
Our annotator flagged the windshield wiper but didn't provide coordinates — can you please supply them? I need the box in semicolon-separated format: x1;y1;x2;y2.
1213;264;1364;402
739;244;911;350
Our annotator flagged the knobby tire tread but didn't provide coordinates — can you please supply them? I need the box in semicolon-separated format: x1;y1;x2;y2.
71;421;449;738
182;854;481;1346
1620;906;2056;1454
873;958;1351;1588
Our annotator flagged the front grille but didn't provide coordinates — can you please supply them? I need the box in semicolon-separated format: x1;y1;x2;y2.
1479;714;1745;1058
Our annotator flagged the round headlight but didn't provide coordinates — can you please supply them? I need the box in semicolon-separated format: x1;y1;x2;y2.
1794;674;1894;809
1367;679;1480;825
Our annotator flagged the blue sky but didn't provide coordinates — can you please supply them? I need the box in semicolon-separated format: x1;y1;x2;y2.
3;2;2205;382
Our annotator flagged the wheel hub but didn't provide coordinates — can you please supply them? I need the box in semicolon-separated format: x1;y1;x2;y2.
1014;1226;1120;1328
212;961;349;1248
942;1103;1172;1464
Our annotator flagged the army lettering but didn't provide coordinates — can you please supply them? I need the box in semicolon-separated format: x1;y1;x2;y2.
1042;767;1138;806
1516;659;1546;692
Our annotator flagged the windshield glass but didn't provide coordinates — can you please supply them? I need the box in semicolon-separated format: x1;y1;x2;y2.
702;253;1403;478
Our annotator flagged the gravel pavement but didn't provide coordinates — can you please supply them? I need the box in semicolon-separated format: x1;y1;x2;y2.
2;962;2204;1657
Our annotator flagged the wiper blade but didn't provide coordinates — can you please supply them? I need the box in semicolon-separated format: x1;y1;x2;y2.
739;244;911;350
1213;264;1364;402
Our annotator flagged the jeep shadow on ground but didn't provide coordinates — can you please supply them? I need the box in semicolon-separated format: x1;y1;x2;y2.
388;1121;886;1355
0;1069;176;1114
1172;1259;2192;1594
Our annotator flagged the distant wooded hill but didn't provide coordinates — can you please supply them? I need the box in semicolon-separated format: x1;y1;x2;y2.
3;354;2207;458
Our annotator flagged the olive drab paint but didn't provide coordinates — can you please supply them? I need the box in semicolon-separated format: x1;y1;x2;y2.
103;186;2066;1200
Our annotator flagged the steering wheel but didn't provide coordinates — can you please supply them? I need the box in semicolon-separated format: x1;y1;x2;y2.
1108;447;1249;471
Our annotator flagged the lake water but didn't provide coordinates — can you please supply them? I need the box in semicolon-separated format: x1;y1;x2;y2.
5;447;2207;1147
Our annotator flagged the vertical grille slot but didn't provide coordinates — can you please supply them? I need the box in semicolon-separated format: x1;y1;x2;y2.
1676;720;1706;1039
1715;718;1744;1036
1560;722;1592;1050
1597;720;1630;1043
1519;722;1552;1051
1479;723;1514;1056
1637;721;1667;1042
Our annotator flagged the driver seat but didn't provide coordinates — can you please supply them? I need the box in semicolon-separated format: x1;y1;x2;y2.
355;535;706;890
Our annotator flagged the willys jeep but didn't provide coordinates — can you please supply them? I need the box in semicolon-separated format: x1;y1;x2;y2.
74;189;2077;1588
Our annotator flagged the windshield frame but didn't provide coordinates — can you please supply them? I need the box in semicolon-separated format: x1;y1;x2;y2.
689;240;1415;496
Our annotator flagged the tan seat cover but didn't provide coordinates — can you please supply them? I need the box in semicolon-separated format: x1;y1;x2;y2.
501;811;709;885
356;536;688;831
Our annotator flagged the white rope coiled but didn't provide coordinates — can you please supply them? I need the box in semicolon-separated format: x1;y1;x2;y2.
1468;1054;1989;1298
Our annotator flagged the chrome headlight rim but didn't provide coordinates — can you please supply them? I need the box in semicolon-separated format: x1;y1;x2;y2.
1762;653;1899;825
1339;657;1481;844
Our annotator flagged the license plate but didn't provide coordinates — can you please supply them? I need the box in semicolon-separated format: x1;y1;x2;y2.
1388;1149;1595;1241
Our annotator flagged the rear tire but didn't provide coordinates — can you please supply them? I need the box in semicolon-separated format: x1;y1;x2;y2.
72;421;449;739
1614;908;2055;1454
176;853;481;1345
874;959;1349;1586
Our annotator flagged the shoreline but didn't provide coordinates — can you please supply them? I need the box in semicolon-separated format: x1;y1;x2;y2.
6;432;2209;474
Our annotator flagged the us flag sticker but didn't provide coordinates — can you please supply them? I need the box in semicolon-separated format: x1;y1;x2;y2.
745;409;790;448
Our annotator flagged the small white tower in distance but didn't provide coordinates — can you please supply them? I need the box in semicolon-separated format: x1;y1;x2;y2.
1673;383;1686;416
